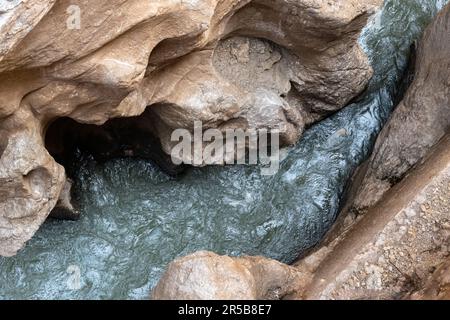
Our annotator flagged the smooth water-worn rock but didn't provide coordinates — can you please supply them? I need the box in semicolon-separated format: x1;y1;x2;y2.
0;0;447;299
49;178;80;221
0;0;378;256
151;251;303;300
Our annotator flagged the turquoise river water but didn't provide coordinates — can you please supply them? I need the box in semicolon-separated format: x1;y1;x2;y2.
0;0;448;299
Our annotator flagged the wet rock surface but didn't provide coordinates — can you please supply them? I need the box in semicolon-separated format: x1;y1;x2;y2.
49;178;80;221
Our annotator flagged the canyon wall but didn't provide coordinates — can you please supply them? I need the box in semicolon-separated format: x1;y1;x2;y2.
0;0;381;257
151;3;450;300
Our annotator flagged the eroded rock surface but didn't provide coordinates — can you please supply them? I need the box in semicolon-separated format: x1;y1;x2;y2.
408;259;450;300
351;3;450;214
0;0;380;256
292;134;450;299
0;107;65;257
151;251;304;300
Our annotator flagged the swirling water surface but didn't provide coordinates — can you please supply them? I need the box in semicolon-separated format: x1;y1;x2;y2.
0;0;447;299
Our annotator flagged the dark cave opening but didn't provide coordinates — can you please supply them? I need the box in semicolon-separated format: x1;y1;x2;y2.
45;108;186;180
44;108;186;221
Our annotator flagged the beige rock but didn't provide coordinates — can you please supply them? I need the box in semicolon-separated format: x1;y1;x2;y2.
0;0;380;256
151;251;305;300
409;259;450;300
49;178;80;221
0;107;65;257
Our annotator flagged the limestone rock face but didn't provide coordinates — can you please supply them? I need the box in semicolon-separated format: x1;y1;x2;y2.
151;251;304;300
351;3;450;213
0;0;56;63
283;6;450;299
0;107;65;257
0;0;380;256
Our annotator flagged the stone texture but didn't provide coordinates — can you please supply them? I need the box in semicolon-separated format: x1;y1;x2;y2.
408;259;450;300
0;107;65;257
151;251;304;300
351;3;450;214
292;134;450;300
0;0;56;64
0;0;380;256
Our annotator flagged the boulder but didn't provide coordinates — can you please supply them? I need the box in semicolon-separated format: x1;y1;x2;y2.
0;107;65;257
151;251;304;300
